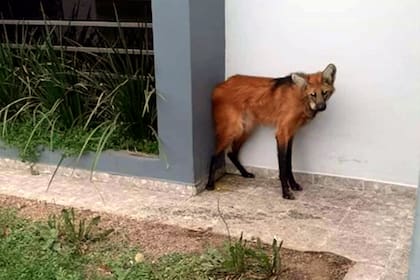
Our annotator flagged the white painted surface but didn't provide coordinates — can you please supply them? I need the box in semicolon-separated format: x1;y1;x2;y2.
226;0;420;186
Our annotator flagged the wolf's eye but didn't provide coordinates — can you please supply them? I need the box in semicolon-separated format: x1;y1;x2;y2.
322;91;328;97
310;93;316;97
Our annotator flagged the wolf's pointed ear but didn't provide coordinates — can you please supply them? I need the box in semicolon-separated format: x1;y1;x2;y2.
322;63;336;85
291;73;307;88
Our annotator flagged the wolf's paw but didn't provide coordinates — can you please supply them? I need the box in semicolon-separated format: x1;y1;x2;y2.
290;182;303;191
282;191;295;200
206;183;215;191
241;172;255;178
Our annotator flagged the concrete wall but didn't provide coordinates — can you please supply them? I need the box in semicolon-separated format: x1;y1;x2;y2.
226;0;420;186
190;0;225;183
153;0;224;184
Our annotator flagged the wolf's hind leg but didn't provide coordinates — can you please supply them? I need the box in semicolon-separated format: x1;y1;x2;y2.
206;152;225;190
228;132;255;178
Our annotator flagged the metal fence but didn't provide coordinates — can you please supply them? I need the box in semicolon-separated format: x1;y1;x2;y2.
0;0;153;55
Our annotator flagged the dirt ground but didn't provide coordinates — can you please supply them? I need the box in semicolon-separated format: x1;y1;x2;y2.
0;194;354;279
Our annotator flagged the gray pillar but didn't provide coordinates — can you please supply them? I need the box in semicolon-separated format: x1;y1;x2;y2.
190;0;226;184
152;0;225;184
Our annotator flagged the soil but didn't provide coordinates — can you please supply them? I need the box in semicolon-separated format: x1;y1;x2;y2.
0;194;354;279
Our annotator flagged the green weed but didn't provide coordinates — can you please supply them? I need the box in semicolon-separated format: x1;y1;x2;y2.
0;207;283;280
209;233;283;279
38;208;114;255
0;18;158;167
0;208;84;280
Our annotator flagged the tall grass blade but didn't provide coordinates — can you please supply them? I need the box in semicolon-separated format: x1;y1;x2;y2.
75;121;111;166
47;154;65;191
23;99;62;157
90;116;119;180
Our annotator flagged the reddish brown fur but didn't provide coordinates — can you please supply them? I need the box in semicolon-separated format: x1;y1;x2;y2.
212;71;334;153
207;65;336;198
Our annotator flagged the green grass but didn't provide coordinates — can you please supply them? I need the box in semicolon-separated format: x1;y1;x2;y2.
0;117;158;162
0;207;282;280
0;20;158;164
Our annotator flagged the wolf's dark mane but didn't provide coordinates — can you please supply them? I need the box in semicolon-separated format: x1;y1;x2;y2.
271;75;293;90
272;72;308;91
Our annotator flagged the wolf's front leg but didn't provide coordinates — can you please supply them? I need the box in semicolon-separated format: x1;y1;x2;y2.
276;139;295;200
286;137;302;191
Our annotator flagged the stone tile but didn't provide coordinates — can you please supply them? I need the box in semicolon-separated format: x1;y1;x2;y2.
398;217;415;249
364;181;416;197
300;184;361;209
185;192;294;226
343;263;385;280
324;230;395;266
225;164;314;186
339;210;402;243
385;220;413;276
260;221;330;251
170;203;271;225
213;175;305;201
388;246;410;275
160;213;330;252
354;189;416;217
219;194;293;218
354;199;413;219
314;174;364;191
168;207;331;251
294;172;314;186
215;175;278;193
284;201;348;230
380;270;407;280
226;163;278;179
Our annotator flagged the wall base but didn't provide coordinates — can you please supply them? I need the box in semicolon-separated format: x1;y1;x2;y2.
226;163;417;194
0;158;199;197
2;156;414;198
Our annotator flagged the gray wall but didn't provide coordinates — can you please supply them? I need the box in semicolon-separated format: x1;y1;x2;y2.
152;0;225;184
189;0;225;184
152;0;195;183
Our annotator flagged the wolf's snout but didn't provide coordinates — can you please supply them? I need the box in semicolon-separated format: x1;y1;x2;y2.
317;104;326;111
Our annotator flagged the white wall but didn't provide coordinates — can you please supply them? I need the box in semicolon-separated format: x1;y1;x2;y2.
226;0;420;186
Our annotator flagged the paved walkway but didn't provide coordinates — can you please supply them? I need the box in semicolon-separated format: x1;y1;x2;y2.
0;162;416;280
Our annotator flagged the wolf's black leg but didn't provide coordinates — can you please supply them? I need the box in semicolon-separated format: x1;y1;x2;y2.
227;151;255;178
277;139;294;200
286;137;302;191
206;152;224;190
227;135;255;178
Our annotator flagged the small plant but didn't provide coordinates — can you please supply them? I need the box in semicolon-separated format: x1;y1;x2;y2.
215;199;283;278
0;209;23;239
223;233;249;274
38;208;114;254
212;233;283;279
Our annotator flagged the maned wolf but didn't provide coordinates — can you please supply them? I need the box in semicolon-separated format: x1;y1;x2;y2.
206;64;337;199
